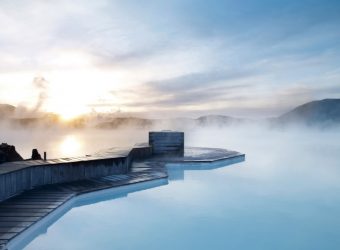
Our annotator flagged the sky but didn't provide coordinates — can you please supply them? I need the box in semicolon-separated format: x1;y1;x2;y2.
0;0;340;118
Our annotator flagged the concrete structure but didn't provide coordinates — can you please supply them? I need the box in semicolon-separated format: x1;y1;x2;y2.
0;132;242;204
149;131;184;155
0;131;245;249
0;165;168;249
0;131;243;203
0;144;152;203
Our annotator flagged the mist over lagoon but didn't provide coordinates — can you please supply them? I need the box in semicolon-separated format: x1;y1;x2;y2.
3;124;338;250
1;121;339;159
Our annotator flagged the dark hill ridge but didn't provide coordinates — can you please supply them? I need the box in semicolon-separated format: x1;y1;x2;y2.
94;115;246;129
276;99;340;126
196;115;245;126
96;99;339;128
95;117;154;129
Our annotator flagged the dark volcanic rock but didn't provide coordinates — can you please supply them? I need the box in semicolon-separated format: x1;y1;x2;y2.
31;148;42;160
0;143;23;163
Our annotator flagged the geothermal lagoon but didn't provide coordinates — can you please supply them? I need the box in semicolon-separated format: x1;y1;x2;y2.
2;127;339;250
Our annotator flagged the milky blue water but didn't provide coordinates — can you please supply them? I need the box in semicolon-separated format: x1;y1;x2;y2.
15;128;340;250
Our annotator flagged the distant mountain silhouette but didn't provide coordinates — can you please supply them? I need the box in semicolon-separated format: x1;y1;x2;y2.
275;99;340;127
95;117;154;129
196;115;245;126
1;99;339;129
94;115;246;129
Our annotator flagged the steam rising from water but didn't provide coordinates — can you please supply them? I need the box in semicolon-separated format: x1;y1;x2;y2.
1;122;340;250
11;124;340;250
0;127;149;159
0;123;339;160
32;76;48;113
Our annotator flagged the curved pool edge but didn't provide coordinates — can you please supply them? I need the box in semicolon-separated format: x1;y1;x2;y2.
6;178;169;250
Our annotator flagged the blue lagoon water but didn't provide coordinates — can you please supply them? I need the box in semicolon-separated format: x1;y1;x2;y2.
13;128;340;250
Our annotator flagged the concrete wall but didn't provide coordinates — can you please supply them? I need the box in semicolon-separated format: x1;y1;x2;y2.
0;157;129;202
149;131;184;155
0;146;153;202
129;146;152;161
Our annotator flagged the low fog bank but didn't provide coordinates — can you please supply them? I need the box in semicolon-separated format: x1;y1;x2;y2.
1;121;339;160
1;98;339;160
1;113;339;132
3;123;340;216
1;98;340;131
0;127;149;159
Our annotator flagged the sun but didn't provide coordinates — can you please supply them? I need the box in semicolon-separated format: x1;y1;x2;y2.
53;103;87;121
58;107;84;121
40;64;131;119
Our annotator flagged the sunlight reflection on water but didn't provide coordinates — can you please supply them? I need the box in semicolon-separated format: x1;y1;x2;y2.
58;135;82;157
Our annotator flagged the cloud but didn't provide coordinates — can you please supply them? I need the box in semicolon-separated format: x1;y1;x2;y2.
0;0;340;117
97;69;255;112
146;69;255;93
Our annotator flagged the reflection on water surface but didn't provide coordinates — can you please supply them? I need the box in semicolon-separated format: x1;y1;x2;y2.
58;135;82;157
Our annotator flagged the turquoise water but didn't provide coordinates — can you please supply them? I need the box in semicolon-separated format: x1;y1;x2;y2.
15;129;340;250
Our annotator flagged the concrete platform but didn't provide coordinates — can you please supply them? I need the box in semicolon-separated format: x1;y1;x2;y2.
0;163;167;250
150;147;244;163
0;144;244;250
0;144;153;203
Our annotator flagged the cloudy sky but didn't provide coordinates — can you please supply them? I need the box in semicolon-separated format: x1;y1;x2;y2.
0;0;339;118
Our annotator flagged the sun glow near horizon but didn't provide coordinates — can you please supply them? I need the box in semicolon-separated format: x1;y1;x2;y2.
37;64;133;119
56;106;87;121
